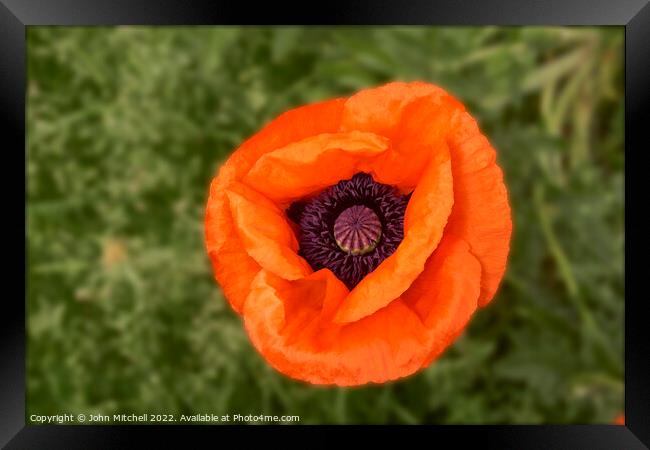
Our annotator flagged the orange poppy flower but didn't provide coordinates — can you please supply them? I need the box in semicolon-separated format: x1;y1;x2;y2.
205;81;512;386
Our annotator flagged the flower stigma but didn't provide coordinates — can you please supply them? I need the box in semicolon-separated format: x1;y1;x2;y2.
334;205;382;255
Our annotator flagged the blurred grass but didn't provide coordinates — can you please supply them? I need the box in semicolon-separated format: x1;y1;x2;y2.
26;26;624;424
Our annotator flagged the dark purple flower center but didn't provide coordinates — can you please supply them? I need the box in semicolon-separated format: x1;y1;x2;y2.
286;172;410;290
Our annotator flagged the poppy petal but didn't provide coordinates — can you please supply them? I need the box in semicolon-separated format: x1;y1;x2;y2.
226;182;312;280
332;146;454;323
370;95;463;190
205;183;260;313
224;98;347;182
242;131;390;204
342;82;464;190
445;110;513;306
401;234;481;360
205;98;346;311
243;235;480;385
341;81;454;138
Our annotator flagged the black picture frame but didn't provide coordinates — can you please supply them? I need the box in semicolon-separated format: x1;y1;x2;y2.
3;0;648;447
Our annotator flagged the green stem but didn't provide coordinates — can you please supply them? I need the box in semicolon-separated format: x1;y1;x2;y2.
533;185;620;374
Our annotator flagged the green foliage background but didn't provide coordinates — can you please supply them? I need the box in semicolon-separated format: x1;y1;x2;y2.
27;26;624;424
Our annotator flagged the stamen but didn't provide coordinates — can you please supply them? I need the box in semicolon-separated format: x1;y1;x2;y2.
287;173;409;289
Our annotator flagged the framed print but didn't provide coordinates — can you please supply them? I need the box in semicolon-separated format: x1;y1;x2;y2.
2;0;648;447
